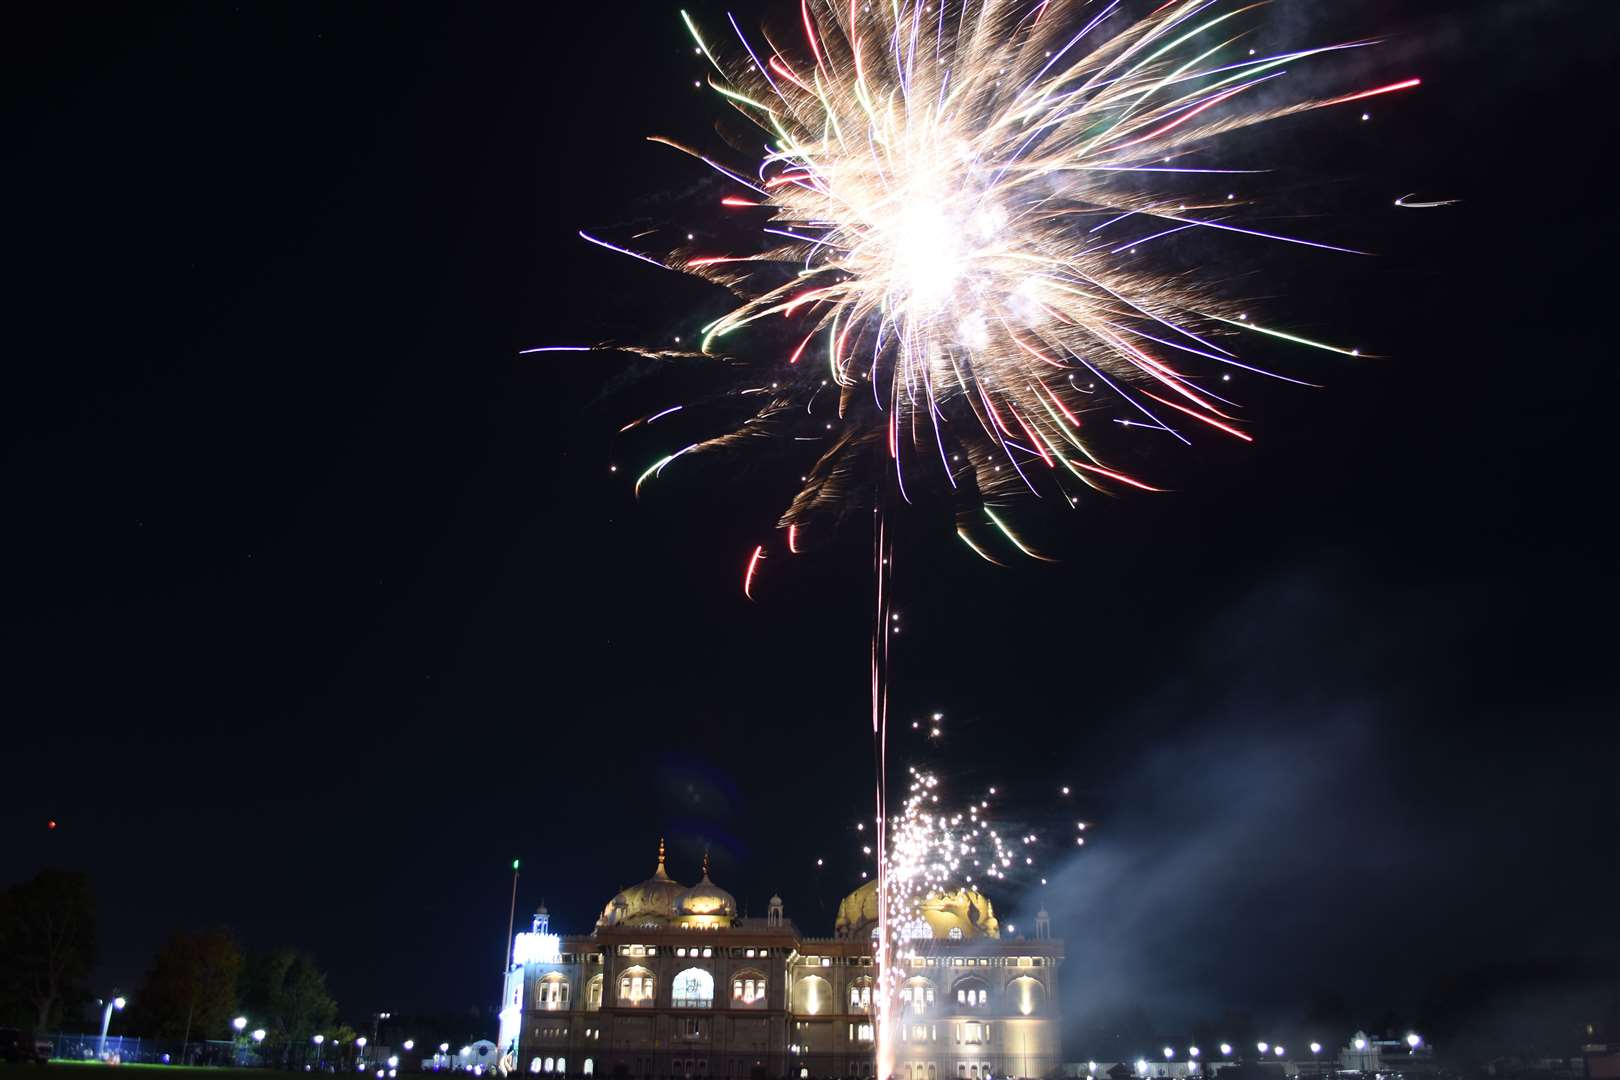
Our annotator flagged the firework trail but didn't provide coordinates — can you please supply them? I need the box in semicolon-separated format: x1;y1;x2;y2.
555;2;1418;1074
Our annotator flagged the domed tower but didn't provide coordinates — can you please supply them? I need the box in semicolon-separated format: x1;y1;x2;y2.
675;850;737;928
596;839;688;928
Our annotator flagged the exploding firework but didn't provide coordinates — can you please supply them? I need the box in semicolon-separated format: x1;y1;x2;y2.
571;0;1418;571
555;1;1418;1075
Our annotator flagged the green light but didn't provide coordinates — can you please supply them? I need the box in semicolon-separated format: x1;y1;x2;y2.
512;859;520;870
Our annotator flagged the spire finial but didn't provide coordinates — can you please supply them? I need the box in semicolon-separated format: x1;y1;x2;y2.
702;847;710;878
658;837;666;871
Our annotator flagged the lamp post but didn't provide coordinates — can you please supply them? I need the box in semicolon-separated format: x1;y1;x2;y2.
232;1018;247;1065
315;1034;326;1071
97;995;127;1056
372;1014;391;1055
1406;1034;1422;1053
358;1036;368;1067
1309;1043;1321;1077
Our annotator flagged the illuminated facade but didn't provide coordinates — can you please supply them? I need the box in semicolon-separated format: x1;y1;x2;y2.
501;843;1062;1080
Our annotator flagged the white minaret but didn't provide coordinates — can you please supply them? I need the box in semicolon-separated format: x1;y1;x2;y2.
768;893;784;927
533;902;549;934
1035;907;1050;940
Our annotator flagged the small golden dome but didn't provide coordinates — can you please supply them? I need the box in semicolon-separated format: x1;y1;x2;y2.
675;852;736;920
834;880;999;940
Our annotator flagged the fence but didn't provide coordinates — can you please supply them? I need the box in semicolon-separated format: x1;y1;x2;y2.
45;1033;265;1067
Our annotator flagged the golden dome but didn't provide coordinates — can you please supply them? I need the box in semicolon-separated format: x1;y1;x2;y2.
834;880;999;941
598;839;687;928
675;852;737;924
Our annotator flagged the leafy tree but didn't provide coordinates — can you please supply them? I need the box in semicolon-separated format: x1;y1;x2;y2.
241;949;337;1066
133;928;243;1042
0;870;95;1031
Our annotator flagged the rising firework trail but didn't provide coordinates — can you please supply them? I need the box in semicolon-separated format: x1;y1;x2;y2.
550;2;1419;1074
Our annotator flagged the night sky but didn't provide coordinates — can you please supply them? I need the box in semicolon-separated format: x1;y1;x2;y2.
6;0;1617;1049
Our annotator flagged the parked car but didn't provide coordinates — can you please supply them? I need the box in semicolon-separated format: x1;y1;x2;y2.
0;1028;51;1064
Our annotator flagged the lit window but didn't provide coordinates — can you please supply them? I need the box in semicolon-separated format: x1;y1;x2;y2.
583;1062;593;1077
530;1060;542;1075
948;928;963;940
544;1058;554;1073
558;1061;566;1075
703;947;713;958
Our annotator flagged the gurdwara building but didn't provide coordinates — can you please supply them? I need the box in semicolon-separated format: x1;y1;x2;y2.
498;843;1062;1080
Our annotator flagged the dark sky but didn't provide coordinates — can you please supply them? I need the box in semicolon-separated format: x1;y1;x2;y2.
5;0;1616;1051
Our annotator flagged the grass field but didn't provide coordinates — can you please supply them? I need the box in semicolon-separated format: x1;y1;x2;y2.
13;1067;317;1080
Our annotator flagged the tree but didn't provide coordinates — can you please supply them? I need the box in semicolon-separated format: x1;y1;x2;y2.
241;949;337;1066
0;870;96;1031
134;929;243;1044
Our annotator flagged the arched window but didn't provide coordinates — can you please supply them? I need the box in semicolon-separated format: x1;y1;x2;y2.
544;1058;554;1073
617;967;655;1006
791;975;832;1016
557;1059;566;1075
903;977;935;1012
948;927;963;940
586;975;603;1011
672;968;715;1008
538;975;570;1010
952;977;989;1009
1007;976;1046;1016
583;1060;594;1077
929;1065;937;1080
730;970;767;1008
530;1059;542;1075
849;978;874;1011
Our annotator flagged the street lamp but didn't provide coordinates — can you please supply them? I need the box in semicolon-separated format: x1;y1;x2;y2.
404;1041;415;1052
1219;1045;1232;1058
1353;1038;1366;1052
315;1033;326;1070
1165;1048;1175;1060
98;995;127;1056
1257;1043;1269;1056
1406;1034;1422;1051
235;1018;248;1033
440;1044;451;1054
1274;1047;1286;1058
253;1030;267;1044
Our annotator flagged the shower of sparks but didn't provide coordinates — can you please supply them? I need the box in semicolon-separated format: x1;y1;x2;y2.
868;767;1086;1048
568;0;1418;578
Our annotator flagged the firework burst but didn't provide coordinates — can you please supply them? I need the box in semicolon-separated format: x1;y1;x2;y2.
578;0;1417;568
558;2;1418;1076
